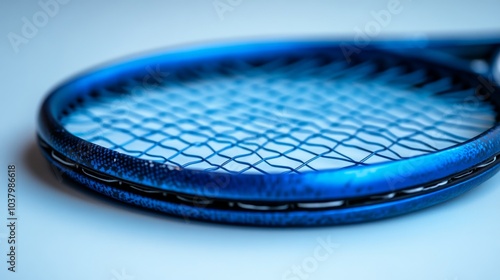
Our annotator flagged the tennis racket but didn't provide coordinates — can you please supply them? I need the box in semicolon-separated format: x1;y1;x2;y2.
37;38;500;226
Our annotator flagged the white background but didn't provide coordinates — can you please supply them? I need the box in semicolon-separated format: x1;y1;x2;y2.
1;0;500;279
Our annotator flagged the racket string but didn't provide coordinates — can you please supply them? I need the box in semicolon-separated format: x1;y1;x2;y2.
61;54;496;174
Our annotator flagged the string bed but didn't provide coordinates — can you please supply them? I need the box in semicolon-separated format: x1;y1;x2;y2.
61;54;495;174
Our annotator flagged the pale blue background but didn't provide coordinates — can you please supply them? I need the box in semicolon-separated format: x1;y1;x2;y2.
1;0;500;279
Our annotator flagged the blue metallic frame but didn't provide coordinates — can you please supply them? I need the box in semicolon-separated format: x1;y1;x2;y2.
37;40;500;225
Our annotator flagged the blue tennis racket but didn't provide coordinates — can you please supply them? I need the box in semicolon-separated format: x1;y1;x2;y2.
37;38;500;226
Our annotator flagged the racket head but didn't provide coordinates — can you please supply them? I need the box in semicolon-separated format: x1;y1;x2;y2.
38;40;500;226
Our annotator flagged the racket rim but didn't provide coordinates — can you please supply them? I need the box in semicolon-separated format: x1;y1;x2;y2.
37;39;500;202
42;147;500;226
39;136;499;206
